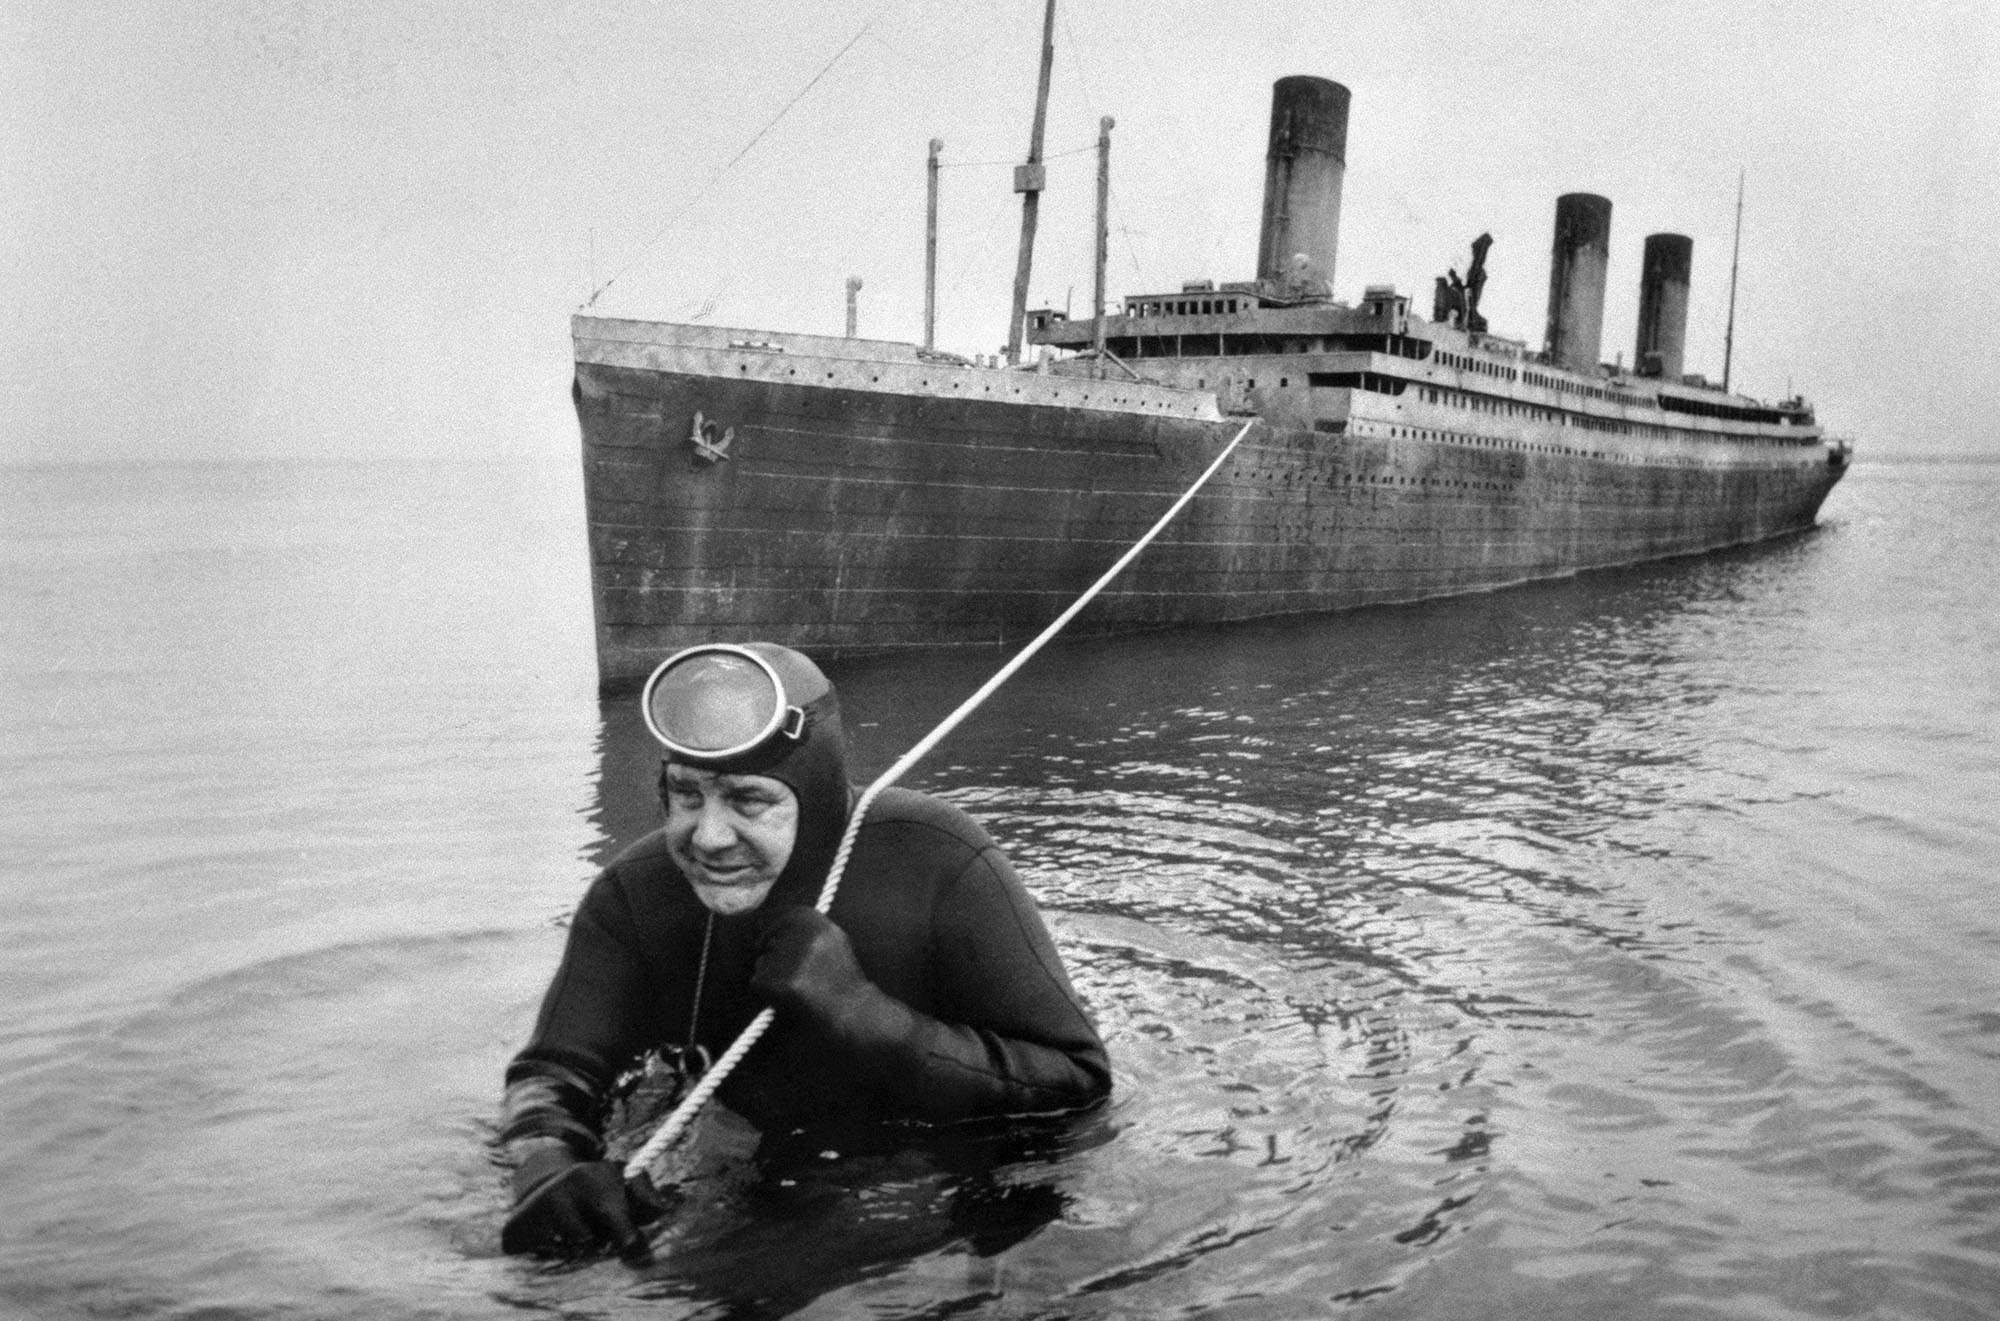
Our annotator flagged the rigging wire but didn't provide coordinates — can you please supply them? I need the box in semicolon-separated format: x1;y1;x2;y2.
581;6;895;309
1109;180;1150;285
939;140;1097;170
946;195;1014;306
1058;10;1152;296
1060;11;1098;125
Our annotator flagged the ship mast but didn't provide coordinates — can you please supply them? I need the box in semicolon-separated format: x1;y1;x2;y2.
1004;0;1058;365
1092;115;1114;371
1722;168;1743;392
925;138;942;351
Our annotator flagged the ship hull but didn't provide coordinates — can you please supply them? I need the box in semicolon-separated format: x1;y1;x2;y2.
576;320;1844;691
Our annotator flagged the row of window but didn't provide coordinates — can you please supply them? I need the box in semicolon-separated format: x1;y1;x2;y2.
1104;331;1425;359
1413;384;1806;444
1658;394;1795;426
1427;351;1664;410
1341;419;1812;468
1418;384;1654;436
1195;370;1808;449
1369;422;1597;458
1310;371;1409;396
1434;349;1517;381
1125;296;1250;317
1432;348;1622;407
1517;368;1615;402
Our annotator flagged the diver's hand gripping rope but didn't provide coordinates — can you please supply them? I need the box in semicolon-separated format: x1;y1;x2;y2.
623;418;1256;1185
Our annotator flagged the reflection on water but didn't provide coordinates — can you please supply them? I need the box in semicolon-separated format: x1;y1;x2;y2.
6;460;2000;1319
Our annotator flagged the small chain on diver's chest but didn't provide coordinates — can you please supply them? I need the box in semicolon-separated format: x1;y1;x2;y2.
676;912;715;1079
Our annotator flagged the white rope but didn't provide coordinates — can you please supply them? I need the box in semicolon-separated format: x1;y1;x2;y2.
625;417;1257;1183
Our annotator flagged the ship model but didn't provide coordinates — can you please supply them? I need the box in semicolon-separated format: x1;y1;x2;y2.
573;37;1849;692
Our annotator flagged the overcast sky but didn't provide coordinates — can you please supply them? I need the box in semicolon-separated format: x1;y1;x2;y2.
5;0;1994;465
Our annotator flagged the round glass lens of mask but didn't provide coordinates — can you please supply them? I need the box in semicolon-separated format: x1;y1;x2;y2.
643;649;784;757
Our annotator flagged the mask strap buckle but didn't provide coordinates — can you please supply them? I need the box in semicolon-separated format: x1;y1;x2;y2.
779;705;806;741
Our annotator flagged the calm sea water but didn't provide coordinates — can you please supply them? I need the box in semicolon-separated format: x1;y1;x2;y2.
2;454;1996;1320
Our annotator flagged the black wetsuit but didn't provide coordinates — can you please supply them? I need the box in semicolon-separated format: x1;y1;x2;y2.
501;787;1110;1155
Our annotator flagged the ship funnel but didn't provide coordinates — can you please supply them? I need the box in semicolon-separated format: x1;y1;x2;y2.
1256;76;1350;297
1543;192;1612;371
1634;232;1692;379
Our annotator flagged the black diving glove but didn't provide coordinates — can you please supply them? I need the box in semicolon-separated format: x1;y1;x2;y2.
500;1141;664;1260
751;906;917;1047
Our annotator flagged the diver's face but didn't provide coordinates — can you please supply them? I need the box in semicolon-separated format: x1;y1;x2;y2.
662;765;798;916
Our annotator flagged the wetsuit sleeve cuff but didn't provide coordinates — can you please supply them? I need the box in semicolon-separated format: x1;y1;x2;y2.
497;1068;608;1158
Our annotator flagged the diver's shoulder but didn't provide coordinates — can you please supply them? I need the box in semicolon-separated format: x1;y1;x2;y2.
862;786;995;850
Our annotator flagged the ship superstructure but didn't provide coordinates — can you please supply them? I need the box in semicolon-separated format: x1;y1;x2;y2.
573;74;1846;691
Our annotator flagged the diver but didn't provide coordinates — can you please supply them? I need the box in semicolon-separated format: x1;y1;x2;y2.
497;642;1111;1258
